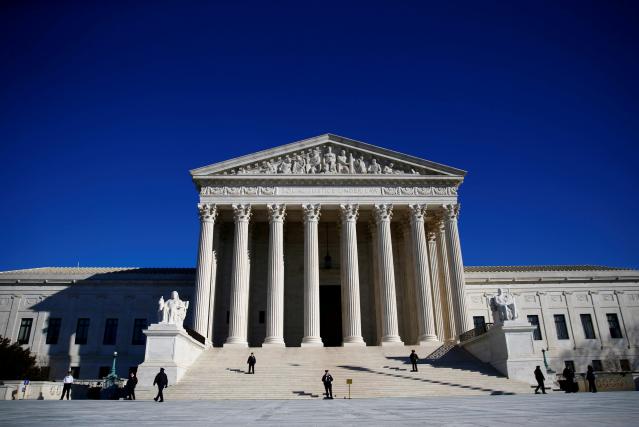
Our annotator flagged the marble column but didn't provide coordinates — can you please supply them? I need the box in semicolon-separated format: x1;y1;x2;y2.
302;204;323;347
374;204;403;346
368;222;383;345
193;203;217;341
443;204;471;338
409;205;437;344
340;204;366;346
263;204;286;347
427;227;446;341
436;218;456;342
224;204;252;347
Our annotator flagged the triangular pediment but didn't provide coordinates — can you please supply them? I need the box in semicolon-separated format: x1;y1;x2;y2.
190;134;466;178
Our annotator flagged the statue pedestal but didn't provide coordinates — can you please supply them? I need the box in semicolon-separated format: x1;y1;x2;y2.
137;323;205;387
462;320;540;385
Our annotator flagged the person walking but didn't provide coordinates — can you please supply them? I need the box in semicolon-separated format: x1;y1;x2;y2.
322;369;334;399
125;371;138;400
153;368;168;402
586;365;597;393
409;350;419;372
247;352;256;374
534;366;546;394
59;371;74;400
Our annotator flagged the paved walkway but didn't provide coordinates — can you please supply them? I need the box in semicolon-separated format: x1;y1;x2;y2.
0;393;637;426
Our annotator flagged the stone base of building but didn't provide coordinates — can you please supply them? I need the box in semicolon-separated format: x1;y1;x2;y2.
461;319;541;385
137;323;205;387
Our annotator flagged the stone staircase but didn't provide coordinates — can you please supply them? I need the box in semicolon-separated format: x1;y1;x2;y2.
137;343;533;400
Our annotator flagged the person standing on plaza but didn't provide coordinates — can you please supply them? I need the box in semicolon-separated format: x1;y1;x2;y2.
534;366;546;394
153;368;168;402
125;371;138;400
247;352;256;374
586;365;597;393
562;365;575;393
59;371;74;400
409;350;419;372
322;369;334;399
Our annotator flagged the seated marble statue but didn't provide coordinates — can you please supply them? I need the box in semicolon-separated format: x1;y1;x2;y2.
158;291;190;329
489;288;518;325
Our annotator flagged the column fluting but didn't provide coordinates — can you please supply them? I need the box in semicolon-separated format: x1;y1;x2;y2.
193;203;217;341
224;204;252;347
374;204;404;346
443;204;471;338
263;204;286;347
340;204;365;346
427;227;445;341
436;217;457;341
408;204;438;344
302;204;323;347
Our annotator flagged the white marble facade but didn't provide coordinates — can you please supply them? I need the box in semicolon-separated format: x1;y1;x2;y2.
0;134;638;379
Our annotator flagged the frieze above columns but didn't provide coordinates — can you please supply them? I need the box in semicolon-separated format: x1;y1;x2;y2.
200;185;459;197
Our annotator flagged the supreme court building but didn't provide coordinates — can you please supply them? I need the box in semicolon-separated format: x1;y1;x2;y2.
1;134;638;381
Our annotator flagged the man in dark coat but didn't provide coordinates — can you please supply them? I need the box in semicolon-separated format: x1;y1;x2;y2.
153;368;168;402
322;370;334;399
534;366;546;394
409;350;419;372
125;372;138;400
586;365;597;393
562;366;575;393
247;352;256;374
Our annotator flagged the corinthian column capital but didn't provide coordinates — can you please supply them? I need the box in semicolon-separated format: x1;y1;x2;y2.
443;204;461;221
232;204;252;222
408;204;427;224
198;203;218;221
302;203;321;222
267;204;286;223
427;230;437;243
373;204;393;224
339;204;359;222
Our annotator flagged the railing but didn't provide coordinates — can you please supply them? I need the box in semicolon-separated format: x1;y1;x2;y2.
459;323;493;342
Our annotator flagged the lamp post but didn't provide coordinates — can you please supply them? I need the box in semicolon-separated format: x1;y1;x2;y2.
105;351;119;388
541;349;554;373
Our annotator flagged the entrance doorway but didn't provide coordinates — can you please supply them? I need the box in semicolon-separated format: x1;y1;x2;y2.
320;285;342;346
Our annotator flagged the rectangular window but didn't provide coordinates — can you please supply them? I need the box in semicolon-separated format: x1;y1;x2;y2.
473;316;486;330
607;313;623;338
98;366;110;379
103;318;118;345
75;318;90;345
564;360;575;372
527;315;542;340
131;319;147;345
46;318;62;345
592;360;603;371
17;318;33;345
620;359;631;372
259;311;265;324
554;314;569;340
580;314;596;339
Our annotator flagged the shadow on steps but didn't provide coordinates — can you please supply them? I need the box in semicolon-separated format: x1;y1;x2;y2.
385;344;505;377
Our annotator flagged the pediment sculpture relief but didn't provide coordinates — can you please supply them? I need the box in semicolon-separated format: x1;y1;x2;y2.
223;144;426;176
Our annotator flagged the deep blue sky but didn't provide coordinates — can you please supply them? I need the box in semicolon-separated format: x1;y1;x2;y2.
1;1;638;270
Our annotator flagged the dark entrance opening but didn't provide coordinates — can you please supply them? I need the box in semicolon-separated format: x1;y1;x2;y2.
320;285;342;347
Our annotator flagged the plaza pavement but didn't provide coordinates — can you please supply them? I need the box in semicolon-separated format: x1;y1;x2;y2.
0;392;637;426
